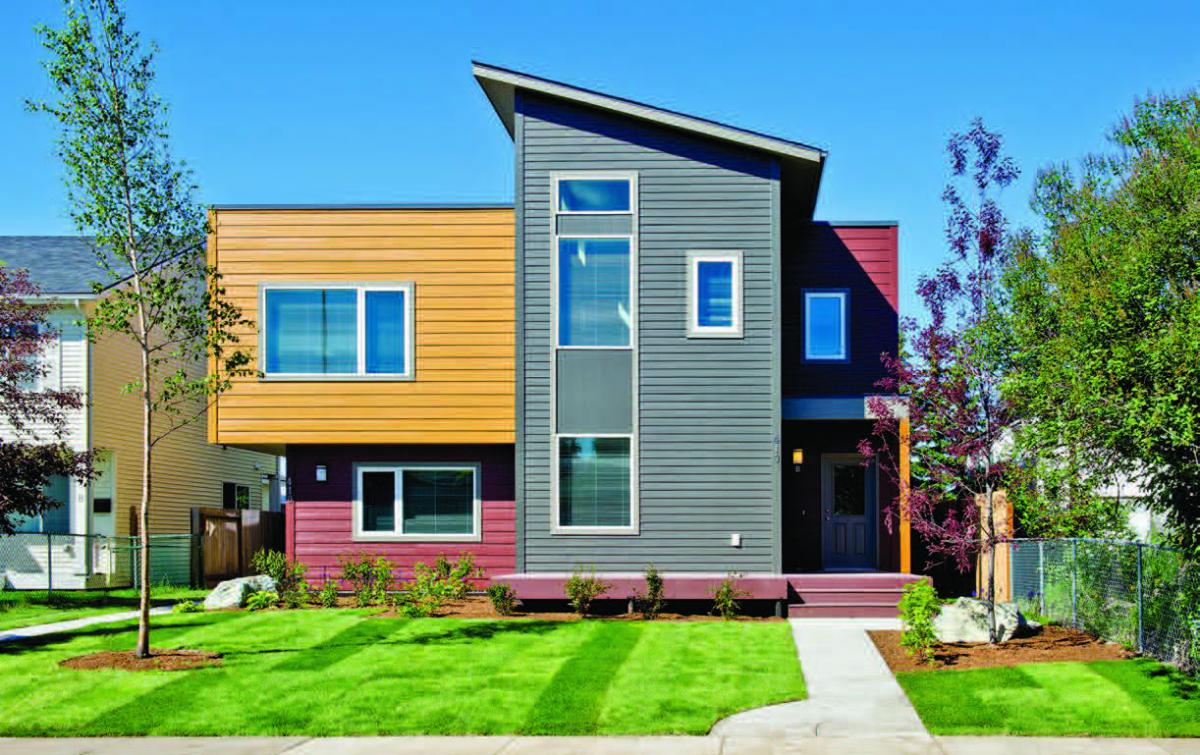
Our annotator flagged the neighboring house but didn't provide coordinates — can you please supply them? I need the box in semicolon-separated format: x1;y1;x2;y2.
0;237;281;589
209;63;917;615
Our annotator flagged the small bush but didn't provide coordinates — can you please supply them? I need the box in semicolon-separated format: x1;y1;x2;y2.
430;553;481;600
245;590;278;611
315;579;339;608
250;548;309;608
711;573;748;620
565;567;610;616
338;553;396;607
172;599;202;614
636;563;665;620
898;580;942;664
487;583;518;615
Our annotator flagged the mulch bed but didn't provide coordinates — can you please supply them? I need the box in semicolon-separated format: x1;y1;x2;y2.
59;648;222;672
367;595;784;622
870;625;1132;673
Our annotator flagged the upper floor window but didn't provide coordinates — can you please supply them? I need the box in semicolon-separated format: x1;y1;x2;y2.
804;290;848;361
688;251;742;338
557;179;631;213
262;284;412;378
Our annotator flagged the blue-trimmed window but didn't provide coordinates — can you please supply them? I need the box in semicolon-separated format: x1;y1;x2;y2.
263;285;412;377
804;290;848;361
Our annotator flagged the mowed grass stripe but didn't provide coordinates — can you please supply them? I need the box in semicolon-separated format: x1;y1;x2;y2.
521;622;644;735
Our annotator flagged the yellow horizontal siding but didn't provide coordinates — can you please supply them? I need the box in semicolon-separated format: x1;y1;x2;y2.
210;207;516;446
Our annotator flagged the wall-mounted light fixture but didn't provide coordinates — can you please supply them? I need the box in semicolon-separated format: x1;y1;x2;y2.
792;448;804;466
315;464;327;482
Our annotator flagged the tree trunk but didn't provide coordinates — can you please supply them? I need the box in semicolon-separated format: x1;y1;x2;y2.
986;485;998;644
135;344;152;659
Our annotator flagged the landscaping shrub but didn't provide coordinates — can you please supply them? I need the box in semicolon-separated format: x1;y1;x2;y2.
898;580;942;664
172;600;202;614
315;579;339;609
430;553;481;600
338;553;396;607
565;567;610;616
636;563;665;620
487;583;517;615
250;548;309;609
245;590;278;611
711;573;748;620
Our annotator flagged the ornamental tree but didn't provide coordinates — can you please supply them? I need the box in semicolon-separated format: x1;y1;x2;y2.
31;0;251;657
860;119;1019;641
0;265;91;534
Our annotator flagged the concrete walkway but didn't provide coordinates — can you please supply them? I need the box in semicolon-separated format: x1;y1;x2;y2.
712;617;928;740
0;605;172;643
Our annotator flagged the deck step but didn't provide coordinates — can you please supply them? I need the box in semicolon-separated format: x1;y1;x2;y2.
789;602;899;618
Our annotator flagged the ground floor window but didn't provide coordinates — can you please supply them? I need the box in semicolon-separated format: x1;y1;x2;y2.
354;463;481;541
223;482;250;510
14;474;71;534
555;435;633;531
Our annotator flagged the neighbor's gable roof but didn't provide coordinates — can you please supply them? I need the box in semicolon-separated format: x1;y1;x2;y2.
472;61;827;215
0;236;133;297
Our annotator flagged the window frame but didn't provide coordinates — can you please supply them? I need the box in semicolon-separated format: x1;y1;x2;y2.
258;282;415;381
550;432;638;536
351;462;482;543
223;482;251;510
553;175;636;215
686;250;743;338
803;289;850;362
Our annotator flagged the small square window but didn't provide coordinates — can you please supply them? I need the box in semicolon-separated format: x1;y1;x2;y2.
688;251;742;337
804;291;848;361
222;482;251;510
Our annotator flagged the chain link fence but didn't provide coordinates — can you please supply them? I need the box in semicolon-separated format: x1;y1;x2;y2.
0;533;200;591
1009;538;1200;672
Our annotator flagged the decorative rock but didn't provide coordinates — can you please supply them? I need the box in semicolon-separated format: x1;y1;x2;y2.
203;575;277;610
933;597;1025;643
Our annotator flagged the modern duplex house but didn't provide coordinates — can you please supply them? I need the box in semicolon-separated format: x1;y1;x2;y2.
209;63;916;615
0;237;280;588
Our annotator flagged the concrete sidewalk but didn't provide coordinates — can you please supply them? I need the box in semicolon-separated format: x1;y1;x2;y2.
0;605;172;643
2;736;1200;754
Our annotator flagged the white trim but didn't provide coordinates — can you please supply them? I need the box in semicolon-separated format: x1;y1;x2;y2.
803;290;848;361
686;250;743;338
550;433;638;536
351;462;483;543
259;282;414;380
553;174;636;215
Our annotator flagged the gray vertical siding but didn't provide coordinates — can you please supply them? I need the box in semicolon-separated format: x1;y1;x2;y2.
517;92;780;571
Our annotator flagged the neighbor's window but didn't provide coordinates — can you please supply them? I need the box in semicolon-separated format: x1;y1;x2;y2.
263;284;412;377
557;436;632;529
222;482;250;510
355;464;480;540
804;290;848;361
688;251;742;337
557;179;631;212
558;239;632;346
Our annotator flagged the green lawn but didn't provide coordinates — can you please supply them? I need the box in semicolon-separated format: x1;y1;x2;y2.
897;659;1200;737
0;610;805;736
0;587;207;632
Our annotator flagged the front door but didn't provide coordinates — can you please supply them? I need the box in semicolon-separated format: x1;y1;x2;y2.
821;454;877;570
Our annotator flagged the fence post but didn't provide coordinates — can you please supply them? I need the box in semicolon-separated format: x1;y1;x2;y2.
1071;539;1078;628
1038;540;1046;616
46;532;53;595
1136;543;1144;654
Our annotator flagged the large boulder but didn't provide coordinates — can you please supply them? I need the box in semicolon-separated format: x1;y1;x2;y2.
203;575;277;610
933;597;1028;643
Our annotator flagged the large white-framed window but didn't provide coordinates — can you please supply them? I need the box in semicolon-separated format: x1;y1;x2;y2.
352;462;482;542
804;289;849;361
260;282;413;379
551;172;639;536
687;250;742;338
551;434;636;534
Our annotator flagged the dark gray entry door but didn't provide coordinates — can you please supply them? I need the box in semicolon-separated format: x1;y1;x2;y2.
821;454;877;570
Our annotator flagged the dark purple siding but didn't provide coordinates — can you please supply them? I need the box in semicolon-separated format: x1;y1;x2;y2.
285;444;515;584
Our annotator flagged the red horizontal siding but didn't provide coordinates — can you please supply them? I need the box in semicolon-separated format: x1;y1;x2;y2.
285;443;516;586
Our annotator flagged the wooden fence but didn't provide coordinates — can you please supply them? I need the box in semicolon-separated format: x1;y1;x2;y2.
190;507;285;587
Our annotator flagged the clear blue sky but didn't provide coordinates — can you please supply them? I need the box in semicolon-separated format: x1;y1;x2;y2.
2;1;1198;314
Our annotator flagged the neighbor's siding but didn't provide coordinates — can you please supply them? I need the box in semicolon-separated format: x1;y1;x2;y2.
208;207;515;448
90;323;275;535
286;444;516;583
517;92;780;572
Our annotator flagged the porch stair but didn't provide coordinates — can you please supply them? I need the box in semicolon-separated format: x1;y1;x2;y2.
786;573;924;618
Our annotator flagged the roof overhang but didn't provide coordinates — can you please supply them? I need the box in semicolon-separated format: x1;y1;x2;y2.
473;61;827;217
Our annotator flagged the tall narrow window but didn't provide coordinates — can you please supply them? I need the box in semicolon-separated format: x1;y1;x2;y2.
558;238;631;346
688;251;742;337
263;284;412;378
557;436;632;528
804;290;848;361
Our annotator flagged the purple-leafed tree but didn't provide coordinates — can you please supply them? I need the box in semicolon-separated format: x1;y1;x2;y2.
859;119;1019;642
0;265;92;534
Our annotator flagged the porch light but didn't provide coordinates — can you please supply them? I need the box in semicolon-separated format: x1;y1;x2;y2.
792;448;804;466
315;465;327;482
